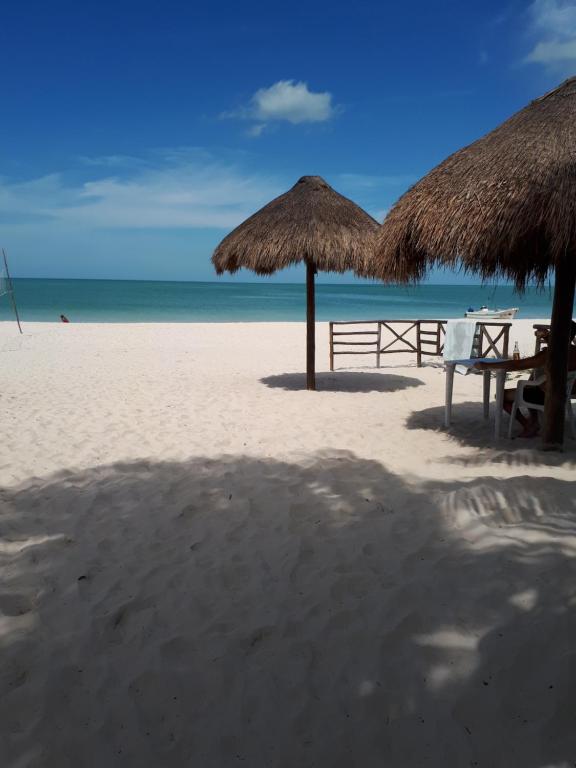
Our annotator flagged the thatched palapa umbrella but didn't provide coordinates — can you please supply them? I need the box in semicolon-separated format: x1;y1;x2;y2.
212;176;379;390
368;77;576;447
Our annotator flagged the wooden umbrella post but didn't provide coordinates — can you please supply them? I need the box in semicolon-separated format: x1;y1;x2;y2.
306;259;316;391
542;255;576;449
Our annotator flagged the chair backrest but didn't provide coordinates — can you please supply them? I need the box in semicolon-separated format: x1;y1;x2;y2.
532;370;576;393
474;322;511;358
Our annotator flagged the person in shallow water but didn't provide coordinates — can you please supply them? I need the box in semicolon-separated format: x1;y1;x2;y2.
60;314;70;323
474;321;576;438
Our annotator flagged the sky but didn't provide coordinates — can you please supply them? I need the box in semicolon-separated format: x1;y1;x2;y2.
1;0;575;283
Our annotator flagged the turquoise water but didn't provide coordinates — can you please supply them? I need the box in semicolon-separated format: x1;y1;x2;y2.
0;278;555;323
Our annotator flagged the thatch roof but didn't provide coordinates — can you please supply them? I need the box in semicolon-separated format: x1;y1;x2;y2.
369;77;576;289
212;175;379;275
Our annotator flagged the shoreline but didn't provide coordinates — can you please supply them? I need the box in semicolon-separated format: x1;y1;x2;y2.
0;316;555;326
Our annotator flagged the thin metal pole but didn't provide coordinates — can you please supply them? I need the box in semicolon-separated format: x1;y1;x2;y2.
2;248;22;334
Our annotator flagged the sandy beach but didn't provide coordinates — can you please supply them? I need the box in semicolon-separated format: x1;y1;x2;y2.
1;319;576;768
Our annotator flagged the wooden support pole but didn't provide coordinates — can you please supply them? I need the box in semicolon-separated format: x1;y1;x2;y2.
329;322;334;371
502;324;510;358
306;259;316;391
542;255;576;449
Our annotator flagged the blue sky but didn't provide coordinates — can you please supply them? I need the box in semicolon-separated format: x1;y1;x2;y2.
1;0;575;283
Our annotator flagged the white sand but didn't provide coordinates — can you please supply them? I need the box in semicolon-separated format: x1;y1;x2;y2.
1;319;575;767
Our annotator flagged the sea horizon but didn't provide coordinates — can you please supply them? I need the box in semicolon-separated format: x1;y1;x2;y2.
1;276;555;323
10;275;525;286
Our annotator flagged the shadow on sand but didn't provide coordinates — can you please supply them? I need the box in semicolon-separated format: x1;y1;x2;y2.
1;451;576;767
407;401;576;466
330;359;444;372
260;371;425;393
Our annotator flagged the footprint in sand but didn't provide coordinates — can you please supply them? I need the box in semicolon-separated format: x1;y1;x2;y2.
243;625;275;654
0;592;35;617
178;503;200;519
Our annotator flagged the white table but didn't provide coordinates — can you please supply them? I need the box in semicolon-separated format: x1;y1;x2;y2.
444;359;508;439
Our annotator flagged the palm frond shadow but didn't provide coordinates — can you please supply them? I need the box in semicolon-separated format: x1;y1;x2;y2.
2;452;576;767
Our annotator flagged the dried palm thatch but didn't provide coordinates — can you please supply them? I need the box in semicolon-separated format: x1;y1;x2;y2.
212;176;379;276
369;77;576;448
370;77;576;289
212;176;379;391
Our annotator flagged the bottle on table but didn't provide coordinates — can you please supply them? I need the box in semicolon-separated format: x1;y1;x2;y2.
512;341;520;361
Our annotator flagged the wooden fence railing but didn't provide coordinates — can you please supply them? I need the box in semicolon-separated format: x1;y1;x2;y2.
329;320;511;370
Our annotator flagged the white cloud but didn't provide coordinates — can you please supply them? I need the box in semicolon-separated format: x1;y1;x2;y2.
252;80;334;124
0;152;282;231
0;157;410;279
529;0;576;35
0;157;409;236
223;80;337;134
246;123;266;138
526;38;576;62
0;154;422;262
524;0;576;68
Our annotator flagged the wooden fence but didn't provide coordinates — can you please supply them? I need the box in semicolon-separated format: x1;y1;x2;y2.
329;320;511;370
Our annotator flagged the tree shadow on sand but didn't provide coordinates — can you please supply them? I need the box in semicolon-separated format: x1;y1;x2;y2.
407;401;576;466
1;452;576;767
260;371;425;393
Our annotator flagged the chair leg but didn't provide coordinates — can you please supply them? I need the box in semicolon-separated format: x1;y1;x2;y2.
567;402;575;439
508;401;517;439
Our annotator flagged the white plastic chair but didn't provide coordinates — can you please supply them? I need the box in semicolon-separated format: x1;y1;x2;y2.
508;370;576;438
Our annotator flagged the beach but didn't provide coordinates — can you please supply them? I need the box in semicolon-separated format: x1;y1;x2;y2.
1;319;576;767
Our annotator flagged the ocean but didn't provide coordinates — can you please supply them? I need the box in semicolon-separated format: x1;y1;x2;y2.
1;278;555;323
